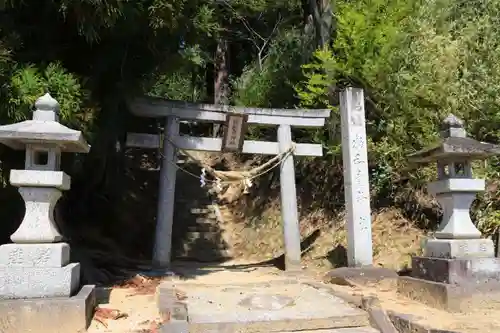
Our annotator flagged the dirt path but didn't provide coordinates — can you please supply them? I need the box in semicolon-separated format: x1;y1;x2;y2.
86;260;293;333
86;261;500;333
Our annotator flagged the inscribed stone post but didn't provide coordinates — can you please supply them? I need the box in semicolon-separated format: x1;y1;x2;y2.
340;88;373;267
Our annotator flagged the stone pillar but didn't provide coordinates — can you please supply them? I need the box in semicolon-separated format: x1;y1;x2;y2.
153;116;179;268
278;124;302;272
340;88;373;267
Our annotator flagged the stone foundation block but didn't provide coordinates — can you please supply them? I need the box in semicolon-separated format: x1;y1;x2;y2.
10;170;71;190
387;311;461;333
424;238;494;258
0;243;70;267
412;256;500;285
158;283;188;322
397;276;500;312
325;266;398;287
0;285;95;333
160;319;189;333
0;262;80;299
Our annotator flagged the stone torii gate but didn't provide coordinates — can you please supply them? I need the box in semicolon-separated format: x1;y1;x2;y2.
126;87;373;271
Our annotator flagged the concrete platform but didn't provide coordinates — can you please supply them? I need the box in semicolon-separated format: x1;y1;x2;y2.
175;281;369;333
279;329;379;333
0;284;95;333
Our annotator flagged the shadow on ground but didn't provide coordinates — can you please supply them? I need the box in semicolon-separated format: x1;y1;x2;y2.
171;229;321;280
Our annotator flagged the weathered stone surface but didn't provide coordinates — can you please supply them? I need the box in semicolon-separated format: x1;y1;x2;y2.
0;243;70;267
387;311;461;333
412;256;500;285
160;319;189;333
279;329;379;333
10;170;71;190
325;266;398;286
408;134;500;165
0;93;90;153
0;262;80;299
183;282;369;333
0;285;95;333
157;284;188;322
340;88;373;267
424;238;494;258
195;328;380;333
428;181;483;240
10;187;64;243
397;276;500;312
238;294;295;310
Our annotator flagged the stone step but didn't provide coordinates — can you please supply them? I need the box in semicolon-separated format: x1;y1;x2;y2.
159;324;379;333
190;208;210;214
183;283;370;333
194;217;218;224
278;328;379;333
174;248;232;262
181;231;227;245
187;224;220;232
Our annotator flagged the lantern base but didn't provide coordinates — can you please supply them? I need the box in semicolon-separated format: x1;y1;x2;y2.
0;262;80;299
0;285;95;333
398;255;500;312
0;243;80;299
424;238;494;259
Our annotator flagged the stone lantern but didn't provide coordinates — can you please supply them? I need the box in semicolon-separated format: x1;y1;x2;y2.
398;114;500;311
0;93;94;332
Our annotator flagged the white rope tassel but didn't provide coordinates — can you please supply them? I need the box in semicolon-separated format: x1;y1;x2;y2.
215;177;223;193
243;178;253;194
200;168;207;187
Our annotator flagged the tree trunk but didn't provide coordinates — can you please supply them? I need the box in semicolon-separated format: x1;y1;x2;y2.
309;0;334;48
212;38;230;137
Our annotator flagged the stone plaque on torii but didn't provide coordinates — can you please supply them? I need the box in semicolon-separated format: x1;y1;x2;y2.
126;88;374;271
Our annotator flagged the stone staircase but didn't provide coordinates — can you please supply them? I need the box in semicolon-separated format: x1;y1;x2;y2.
173;204;232;262
172;154;233;262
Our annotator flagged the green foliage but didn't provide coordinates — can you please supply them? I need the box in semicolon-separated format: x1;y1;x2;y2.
295;0;500;234
148;69;202;101
3;0;500;269
233;28;312;108
5;63;88;128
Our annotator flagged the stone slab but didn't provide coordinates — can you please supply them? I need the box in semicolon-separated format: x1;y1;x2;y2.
10;169;71;190
189;328;380;333
387;311;461;333
0;284;95;333
0;243;70;267
325;266;398;286
160;319;189;333
279;329;379;333
412;256;500;285
397;276;500;312
178;282;369;333
0;262;80;299
427;178;485;194
424;238;494;259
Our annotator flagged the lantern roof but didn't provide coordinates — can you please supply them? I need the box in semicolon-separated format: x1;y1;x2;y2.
0;93;89;153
